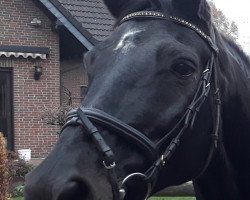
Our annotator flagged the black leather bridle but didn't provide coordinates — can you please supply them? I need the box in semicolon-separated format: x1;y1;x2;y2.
62;11;222;200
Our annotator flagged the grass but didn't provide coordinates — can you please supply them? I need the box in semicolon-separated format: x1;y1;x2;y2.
11;198;195;200
11;198;24;200
149;197;195;200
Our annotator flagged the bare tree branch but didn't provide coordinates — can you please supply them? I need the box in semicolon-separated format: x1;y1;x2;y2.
209;1;239;40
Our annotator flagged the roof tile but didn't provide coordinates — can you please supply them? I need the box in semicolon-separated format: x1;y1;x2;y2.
57;0;115;41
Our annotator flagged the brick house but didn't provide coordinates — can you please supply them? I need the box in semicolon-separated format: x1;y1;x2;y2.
0;0;114;158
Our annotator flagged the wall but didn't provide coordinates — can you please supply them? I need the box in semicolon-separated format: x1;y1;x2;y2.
0;0;60;158
61;58;88;106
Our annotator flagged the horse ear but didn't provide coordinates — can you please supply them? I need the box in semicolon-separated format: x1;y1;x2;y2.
172;0;211;28
103;0;152;18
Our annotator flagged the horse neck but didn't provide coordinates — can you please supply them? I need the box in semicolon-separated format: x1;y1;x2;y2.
216;31;250;137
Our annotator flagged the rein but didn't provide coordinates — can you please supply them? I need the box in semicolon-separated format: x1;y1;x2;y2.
62;11;222;200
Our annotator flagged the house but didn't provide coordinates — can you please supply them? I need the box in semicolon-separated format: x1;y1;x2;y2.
0;0;114;159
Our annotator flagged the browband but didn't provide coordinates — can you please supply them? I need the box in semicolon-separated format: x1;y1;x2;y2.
119;11;219;53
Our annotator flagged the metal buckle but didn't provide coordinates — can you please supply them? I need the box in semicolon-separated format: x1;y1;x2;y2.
203;68;209;74
206;83;211;88
161;155;166;166
103;161;116;169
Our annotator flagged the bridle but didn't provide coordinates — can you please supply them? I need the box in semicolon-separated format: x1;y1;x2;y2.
62;11;222;200
63;11;221;199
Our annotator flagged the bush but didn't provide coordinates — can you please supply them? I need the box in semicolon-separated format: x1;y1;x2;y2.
7;151;35;197
0;134;35;198
8;151;35;179
0;133;11;200
11;185;25;198
41;105;75;126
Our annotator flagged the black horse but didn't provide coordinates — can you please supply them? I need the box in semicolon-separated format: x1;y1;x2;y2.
25;0;250;199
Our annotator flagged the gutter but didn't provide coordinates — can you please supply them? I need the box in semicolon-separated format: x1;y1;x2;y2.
39;0;95;50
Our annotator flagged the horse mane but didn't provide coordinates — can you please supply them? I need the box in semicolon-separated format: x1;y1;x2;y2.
221;34;250;69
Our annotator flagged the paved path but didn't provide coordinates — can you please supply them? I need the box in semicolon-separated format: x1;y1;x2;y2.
28;159;44;166
156;182;194;196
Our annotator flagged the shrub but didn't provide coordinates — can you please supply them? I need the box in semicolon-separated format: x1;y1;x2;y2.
8;151;35;179
0;133;11;200
7;151;35;197
11;185;25;198
41;105;75;126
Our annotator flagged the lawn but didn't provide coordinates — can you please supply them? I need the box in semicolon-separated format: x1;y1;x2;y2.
12;198;24;200
12;197;195;200
149;197;195;200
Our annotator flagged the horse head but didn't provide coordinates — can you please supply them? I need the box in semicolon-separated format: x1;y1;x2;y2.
25;0;223;199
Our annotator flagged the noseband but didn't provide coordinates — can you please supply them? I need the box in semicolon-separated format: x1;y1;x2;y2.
62;11;221;200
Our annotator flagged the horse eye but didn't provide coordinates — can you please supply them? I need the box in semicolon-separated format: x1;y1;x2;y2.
172;63;195;77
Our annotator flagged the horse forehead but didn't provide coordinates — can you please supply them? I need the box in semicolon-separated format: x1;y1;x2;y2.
114;27;144;53
112;23;191;54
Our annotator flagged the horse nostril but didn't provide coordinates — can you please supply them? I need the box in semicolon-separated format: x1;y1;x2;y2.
56;179;91;200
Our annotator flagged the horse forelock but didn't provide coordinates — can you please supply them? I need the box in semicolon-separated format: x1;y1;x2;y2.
109;0;212;35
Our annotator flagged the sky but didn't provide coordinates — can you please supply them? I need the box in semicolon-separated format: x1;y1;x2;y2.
212;0;250;54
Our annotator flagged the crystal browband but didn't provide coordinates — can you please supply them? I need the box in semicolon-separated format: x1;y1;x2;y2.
119;11;219;53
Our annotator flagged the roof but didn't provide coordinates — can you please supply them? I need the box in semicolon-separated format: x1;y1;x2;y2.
58;0;115;41
37;0;115;49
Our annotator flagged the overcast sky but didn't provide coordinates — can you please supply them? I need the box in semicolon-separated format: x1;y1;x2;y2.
212;0;250;52
213;0;249;18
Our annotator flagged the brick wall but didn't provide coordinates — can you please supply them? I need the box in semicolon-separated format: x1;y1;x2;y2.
61;58;88;106
0;0;60;158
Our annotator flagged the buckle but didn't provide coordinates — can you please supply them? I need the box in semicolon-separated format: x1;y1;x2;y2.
103;161;116;169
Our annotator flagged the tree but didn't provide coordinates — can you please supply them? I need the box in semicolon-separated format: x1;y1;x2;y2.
209;1;239;40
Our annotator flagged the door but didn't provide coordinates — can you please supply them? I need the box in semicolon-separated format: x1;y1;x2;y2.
0;68;14;150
